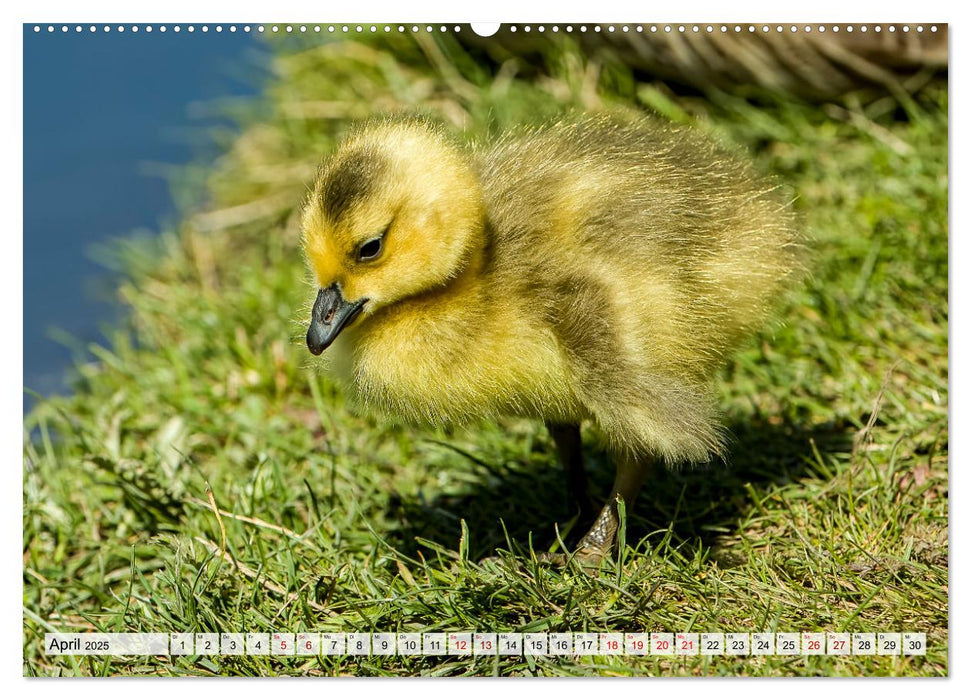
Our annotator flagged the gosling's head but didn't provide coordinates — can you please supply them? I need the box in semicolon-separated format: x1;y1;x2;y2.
301;120;484;355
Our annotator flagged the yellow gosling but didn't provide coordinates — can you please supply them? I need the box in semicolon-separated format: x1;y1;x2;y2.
301;115;801;566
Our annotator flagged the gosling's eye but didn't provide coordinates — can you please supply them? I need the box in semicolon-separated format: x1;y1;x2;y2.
357;237;383;262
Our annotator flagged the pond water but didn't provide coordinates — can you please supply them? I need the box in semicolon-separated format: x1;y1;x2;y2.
23;25;269;411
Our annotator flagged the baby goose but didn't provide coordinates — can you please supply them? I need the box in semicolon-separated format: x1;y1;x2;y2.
301;115;799;566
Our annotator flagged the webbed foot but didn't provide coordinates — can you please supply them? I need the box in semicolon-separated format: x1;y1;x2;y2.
537;498;619;570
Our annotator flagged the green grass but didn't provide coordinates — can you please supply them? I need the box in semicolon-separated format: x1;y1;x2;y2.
22;32;948;676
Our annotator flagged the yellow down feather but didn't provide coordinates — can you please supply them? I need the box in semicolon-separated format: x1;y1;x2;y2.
301;114;801;465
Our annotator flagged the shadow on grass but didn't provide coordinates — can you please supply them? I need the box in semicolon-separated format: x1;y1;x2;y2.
381;417;855;563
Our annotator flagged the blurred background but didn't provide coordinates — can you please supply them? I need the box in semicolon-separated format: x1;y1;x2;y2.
23;26;269;408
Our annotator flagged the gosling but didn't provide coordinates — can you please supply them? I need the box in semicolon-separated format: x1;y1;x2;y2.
301;115;799;566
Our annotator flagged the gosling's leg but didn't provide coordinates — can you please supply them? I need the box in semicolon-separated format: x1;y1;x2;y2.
480;423;595;568
565;452;654;568
546;422;596;522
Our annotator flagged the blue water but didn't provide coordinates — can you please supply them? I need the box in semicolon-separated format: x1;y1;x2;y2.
23;26;269;409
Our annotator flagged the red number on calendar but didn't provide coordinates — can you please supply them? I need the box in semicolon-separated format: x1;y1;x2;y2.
681;639;693;650
607;640;618;651
657;640;670;651
808;640;820;651
833;640;845;650
630;640;643;650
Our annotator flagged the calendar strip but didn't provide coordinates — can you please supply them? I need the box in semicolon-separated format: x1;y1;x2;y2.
44;632;927;657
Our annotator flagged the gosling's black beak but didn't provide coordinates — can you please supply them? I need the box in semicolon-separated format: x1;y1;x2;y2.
306;284;366;355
